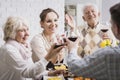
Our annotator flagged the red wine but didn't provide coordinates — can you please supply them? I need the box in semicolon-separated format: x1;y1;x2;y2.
54;44;64;49
101;29;108;32
68;37;77;42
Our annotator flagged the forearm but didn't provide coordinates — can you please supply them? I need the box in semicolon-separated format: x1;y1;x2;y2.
22;58;49;79
67;51;107;79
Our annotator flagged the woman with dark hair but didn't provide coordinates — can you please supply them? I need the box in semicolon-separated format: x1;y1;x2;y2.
31;8;65;69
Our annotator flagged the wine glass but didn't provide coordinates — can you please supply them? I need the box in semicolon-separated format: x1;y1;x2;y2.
64;31;78;42
101;29;108;33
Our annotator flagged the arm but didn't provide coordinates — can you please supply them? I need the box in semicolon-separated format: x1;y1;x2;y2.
66;38;107;79
65;13;78;37
31;34;48;62
5;45;48;79
5;42;64;79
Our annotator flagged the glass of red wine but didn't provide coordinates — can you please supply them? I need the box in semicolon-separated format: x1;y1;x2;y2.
68;37;77;42
63;37;77;42
101;29;108;33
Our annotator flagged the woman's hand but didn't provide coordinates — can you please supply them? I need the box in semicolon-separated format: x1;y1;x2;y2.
45;43;65;61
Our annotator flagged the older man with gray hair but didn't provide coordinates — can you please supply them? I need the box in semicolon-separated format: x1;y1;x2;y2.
65;3;117;57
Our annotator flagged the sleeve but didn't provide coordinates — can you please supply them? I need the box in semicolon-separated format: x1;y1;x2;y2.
67;48;107;79
31;34;48;61
5;45;49;79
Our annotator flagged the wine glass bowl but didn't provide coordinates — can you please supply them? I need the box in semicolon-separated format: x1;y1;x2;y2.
63;37;77;42
54;44;64;49
68;37;77;42
101;29;108;33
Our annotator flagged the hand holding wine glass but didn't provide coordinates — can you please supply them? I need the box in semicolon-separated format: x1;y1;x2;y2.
101;28;109;40
100;28;112;47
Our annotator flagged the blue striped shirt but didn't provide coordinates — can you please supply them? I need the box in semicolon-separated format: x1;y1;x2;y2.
67;44;120;80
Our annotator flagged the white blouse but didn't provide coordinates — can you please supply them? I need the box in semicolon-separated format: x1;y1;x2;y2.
0;40;48;80
31;33;64;62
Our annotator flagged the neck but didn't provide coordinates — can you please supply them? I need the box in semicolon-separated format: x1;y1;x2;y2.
43;31;55;41
88;21;99;29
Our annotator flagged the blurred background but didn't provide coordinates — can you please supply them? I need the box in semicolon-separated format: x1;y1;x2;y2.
0;0;120;42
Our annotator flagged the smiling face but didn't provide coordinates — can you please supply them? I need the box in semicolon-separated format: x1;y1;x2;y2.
41;12;58;35
15;25;29;44
83;5;100;26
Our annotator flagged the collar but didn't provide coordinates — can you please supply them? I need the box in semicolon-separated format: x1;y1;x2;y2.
85;23;101;33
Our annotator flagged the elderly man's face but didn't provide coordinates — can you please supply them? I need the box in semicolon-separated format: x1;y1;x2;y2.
83;5;100;24
15;26;29;44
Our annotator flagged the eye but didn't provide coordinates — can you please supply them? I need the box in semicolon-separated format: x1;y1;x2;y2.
54;19;58;22
92;10;95;13
46;20;52;23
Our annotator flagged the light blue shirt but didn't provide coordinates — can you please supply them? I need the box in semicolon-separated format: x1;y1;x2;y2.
67;44;120;80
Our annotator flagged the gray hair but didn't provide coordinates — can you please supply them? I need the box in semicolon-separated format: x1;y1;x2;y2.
3;16;29;41
82;3;99;14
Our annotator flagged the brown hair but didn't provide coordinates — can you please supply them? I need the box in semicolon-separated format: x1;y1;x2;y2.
110;2;120;28
39;8;59;22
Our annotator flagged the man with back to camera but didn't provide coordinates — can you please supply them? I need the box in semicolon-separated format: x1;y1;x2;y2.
66;2;120;80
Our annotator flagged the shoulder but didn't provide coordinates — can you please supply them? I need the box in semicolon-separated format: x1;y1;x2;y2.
0;44;19;58
93;46;120;57
31;33;43;43
31;33;44;47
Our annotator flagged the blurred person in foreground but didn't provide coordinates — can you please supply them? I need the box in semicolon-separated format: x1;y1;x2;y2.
65;3;117;57
66;2;120;80
0;16;65;80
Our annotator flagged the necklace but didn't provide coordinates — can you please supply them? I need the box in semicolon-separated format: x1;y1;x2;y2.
42;33;58;48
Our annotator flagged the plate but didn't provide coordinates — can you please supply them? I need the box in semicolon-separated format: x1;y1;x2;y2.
43;75;65;80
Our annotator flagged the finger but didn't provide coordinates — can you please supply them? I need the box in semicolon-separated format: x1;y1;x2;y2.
75;37;80;43
65;37;71;43
55;45;64;52
51;43;57;49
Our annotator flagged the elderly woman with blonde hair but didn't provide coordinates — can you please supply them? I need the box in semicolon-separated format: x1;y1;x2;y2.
0;16;65;80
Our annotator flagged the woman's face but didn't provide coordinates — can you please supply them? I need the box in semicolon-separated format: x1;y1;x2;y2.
41;12;58;35
15;26;29;44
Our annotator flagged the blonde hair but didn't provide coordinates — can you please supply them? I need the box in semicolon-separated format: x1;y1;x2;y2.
4;16;29;41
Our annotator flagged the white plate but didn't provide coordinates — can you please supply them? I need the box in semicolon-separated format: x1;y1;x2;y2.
43;75;65;80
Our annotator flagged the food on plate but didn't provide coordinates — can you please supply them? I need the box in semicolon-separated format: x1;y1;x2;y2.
47;77;62;80
54;64;67;70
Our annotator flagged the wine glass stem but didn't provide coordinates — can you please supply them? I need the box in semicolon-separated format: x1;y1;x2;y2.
57;55;60;64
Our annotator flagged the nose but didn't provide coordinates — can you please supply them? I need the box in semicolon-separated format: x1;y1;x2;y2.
51;21;56;27
51;21;56;25
25;29;29;36
88;11;93;16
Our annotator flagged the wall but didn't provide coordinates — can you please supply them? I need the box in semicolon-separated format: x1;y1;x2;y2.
0;0;64;41
101;0;120;24
65;0;102;26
